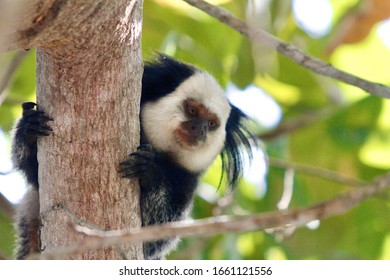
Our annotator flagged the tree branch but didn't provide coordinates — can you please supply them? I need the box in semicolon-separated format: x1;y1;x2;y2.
0;50;28;106
268;157;366;186
181;0;390;99
260;107;337;141
31;171;390;259
0;252;12;260
0;193;15;221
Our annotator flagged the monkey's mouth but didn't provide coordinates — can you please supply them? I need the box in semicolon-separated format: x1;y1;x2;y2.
174;127;205;148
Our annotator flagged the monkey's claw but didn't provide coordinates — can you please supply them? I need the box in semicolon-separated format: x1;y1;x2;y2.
118;145;156;178
20;102;53;142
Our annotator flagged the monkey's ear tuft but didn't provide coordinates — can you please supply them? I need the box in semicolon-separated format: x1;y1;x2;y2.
220;104;254;188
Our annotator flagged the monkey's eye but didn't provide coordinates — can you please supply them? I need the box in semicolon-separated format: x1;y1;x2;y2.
208;120;216;128
188;105;197;116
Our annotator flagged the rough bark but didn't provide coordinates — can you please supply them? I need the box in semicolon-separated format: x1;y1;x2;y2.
2;0;144;259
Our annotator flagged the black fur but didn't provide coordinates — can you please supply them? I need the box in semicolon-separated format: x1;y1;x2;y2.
119;144;198;259
14;188;40;260
16;217;31;259
142;54;195;104
221;104;253;187
11;102;52;259
11;102;52;189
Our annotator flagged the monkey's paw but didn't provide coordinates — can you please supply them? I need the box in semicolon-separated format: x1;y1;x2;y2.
19;102;53;143
118;144;156;179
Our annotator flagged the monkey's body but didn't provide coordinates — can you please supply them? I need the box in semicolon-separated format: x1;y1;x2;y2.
133;145;198;258
12;55;252;260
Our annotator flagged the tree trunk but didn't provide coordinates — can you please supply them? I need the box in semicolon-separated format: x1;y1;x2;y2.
11;1;144;259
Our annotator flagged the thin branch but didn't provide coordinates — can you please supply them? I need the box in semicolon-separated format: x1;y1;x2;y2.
278;167;294;210
260;107;337;141
0;252;12;260
0;50;28;106
0;193;15;220
268;157;366;186
181;0;390;99
31;172;390;259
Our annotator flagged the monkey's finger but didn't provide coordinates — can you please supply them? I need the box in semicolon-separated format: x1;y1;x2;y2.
130;152;154;161
26;124;53;136
120;171;142;179
118;166;148;175
118;161;148;173
24;111;53;122
118;167;146;178
118;158;137;167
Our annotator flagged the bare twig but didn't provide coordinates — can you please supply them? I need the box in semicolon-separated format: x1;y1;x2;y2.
31;172;390;259
268;157;366;186
0;50;28;106
260;107;337;141
278;167;295;210
181;0;390;99
0;193;15;220
0;252;12;260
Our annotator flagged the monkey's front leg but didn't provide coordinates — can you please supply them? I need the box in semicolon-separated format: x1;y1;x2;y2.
12;102;52;259
118;145;181;260
11;102;52;189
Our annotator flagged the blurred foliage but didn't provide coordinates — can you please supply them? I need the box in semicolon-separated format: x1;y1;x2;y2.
1;0;390;260
0;212;14;258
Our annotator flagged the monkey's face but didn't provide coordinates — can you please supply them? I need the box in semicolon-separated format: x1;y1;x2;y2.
141;71;231;173
174;98;221;147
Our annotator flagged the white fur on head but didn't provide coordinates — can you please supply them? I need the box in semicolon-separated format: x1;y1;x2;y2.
141;70;231;173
